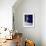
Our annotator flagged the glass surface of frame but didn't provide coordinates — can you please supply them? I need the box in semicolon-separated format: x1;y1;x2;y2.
23;13;34;27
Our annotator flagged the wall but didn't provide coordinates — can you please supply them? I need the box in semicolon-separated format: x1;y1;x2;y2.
13;0;42;46
0;0;16;30
41;0;46;46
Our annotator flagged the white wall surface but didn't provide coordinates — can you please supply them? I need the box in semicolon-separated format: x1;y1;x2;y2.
41;0;46;46
13;0;42;46
0;0;16;30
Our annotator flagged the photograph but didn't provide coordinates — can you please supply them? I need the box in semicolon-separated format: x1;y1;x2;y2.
23;13;34;27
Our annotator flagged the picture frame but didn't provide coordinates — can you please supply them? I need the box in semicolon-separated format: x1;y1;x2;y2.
23;13;34;27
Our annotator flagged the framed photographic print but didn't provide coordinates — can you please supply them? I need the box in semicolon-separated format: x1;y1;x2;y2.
23;13;34;27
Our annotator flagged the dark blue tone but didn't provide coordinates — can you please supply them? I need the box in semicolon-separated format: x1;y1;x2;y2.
25;15;33;23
